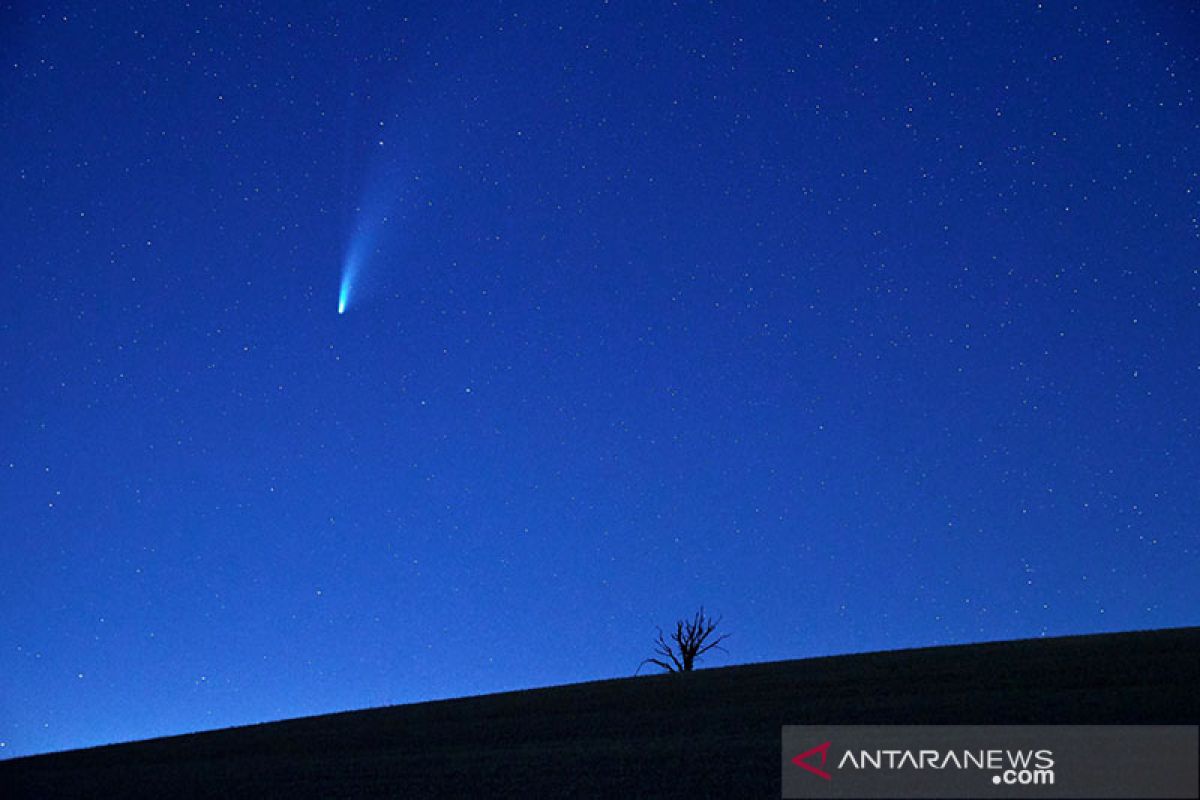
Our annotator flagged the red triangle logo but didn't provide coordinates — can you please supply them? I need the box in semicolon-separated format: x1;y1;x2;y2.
791;741;832;781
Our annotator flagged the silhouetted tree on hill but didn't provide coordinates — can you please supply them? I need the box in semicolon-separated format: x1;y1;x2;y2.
638;607;729;674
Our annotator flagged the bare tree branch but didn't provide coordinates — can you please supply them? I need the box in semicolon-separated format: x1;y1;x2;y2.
637;607;730;674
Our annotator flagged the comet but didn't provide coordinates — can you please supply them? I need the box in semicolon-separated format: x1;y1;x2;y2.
337;230;367;315
338;270;352;315
338;174;400;314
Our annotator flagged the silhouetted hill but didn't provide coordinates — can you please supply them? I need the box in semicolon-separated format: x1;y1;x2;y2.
4;626;1197;798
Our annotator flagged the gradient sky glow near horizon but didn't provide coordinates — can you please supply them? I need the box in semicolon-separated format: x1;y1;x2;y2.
2;0;1198;759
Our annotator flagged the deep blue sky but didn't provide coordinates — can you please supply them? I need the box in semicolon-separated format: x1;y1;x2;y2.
2;0;1197;758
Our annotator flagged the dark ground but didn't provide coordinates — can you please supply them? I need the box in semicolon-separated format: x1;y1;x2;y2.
3;626;1198;798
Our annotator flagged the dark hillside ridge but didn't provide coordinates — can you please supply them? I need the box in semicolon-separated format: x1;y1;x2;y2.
4;626;1198;798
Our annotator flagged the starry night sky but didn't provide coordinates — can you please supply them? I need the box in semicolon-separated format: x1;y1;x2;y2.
2;1;1198;759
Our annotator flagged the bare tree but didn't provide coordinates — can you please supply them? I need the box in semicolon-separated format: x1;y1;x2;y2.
638;607;730;674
